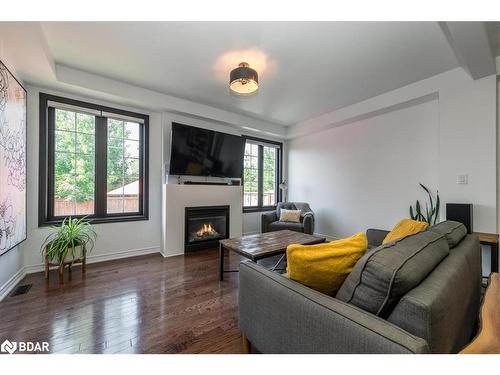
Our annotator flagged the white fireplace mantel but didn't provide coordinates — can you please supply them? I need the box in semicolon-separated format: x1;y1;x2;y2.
162;184;243;256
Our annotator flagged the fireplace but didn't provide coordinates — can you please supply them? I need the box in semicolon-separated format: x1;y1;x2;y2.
185;205;230;252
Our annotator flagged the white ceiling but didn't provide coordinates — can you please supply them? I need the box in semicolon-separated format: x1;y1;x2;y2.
36;22;463;126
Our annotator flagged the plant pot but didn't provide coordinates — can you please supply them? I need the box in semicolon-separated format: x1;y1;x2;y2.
46;243;85;265
63;244;84;263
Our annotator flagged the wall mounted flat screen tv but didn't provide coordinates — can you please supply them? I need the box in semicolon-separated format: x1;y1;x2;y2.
169;122;245;178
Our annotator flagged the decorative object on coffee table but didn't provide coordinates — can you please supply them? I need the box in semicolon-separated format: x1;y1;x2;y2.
218;229;325;280
41;216;97;284
460;273;500;354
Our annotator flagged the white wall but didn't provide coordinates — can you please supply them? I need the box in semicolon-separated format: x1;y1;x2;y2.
0;41;25;298
20;87;163;272
288;99;440;238
287;67;497;272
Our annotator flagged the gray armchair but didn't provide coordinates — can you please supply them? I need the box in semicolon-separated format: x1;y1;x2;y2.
261;202;315;235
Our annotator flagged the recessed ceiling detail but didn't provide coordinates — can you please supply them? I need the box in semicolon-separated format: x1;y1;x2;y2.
11;22;470;125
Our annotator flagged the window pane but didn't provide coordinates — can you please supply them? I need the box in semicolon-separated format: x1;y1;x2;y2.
243;141;260;207
55;130;75;153
54;109;95;217
75;154;95;175
125;121;140;140
75;174;95;215
124;140;139;158
55;109;75;131
124;158;139;178
76;133;95;154
55;152;76;175
108;119;124;138
77;113;95;134
263;146;277;206
107;179;124;214
54;173;76;216
107;120;141;213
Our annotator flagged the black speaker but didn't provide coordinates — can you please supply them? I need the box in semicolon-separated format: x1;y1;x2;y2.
446;203;473;234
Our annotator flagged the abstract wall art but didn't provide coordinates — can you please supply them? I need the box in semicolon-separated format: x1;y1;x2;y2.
0;59;27;256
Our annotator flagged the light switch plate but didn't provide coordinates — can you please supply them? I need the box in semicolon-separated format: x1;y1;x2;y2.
457;174;468;185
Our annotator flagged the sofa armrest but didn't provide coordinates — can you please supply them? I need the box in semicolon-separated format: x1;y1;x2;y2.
261;211;278;233
366;228;389;247
302;214;315;235
239;261;429;354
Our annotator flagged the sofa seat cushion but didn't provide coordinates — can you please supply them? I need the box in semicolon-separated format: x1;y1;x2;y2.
336;230;449;318
268;221;304;232
427;221;467;249
287;232;368;295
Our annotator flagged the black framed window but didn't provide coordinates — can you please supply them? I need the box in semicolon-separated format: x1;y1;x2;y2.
39;93;149;225
242;136;282;212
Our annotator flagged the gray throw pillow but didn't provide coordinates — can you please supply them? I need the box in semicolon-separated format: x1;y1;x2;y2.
427;221;467;249
336;230;449;318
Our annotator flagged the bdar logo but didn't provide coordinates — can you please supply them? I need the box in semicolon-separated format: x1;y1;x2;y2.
1;339;17;354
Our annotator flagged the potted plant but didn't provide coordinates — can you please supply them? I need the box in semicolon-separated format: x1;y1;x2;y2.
41;216;97;282
409;183;440;225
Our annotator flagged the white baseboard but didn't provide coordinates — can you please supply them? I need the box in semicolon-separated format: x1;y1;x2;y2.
23;245;162;275
160;250;184;258
0;267;27;302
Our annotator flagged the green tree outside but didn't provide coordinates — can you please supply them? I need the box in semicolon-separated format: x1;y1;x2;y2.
54;110;139;203
243;144;277;205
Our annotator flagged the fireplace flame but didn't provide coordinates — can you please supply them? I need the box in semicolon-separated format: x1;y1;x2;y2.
196;223;218;237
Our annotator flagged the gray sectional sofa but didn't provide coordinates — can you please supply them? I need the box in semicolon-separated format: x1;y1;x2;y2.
238;221;482;353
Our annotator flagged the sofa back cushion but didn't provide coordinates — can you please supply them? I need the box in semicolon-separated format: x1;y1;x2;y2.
387;234;481;353
336;230;449;318
427;221;467;249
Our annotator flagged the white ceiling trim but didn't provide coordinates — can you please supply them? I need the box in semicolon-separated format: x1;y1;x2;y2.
440;22;496;79
55;64;287;138
286;67;478;140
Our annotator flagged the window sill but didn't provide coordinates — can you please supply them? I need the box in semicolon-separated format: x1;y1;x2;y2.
39;214;148;227
243;206;276;214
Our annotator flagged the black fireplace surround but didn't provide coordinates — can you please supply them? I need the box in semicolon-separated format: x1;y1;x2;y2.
185;205;230;252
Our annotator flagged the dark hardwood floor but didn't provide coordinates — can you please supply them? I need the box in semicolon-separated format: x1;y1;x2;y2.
0;248;261;354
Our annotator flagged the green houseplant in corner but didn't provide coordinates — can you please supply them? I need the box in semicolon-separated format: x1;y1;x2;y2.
409;183;440;225
41;216;97;283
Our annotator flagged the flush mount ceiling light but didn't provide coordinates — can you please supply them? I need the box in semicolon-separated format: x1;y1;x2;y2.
229;62;259;96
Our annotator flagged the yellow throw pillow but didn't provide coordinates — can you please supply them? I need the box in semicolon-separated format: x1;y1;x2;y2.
286;232;368;295
382;219;429;244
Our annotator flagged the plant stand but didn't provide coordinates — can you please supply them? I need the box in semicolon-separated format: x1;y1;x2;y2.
44;247;87;284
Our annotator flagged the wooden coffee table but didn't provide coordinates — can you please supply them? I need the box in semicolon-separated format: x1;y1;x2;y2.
218;230;326;280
